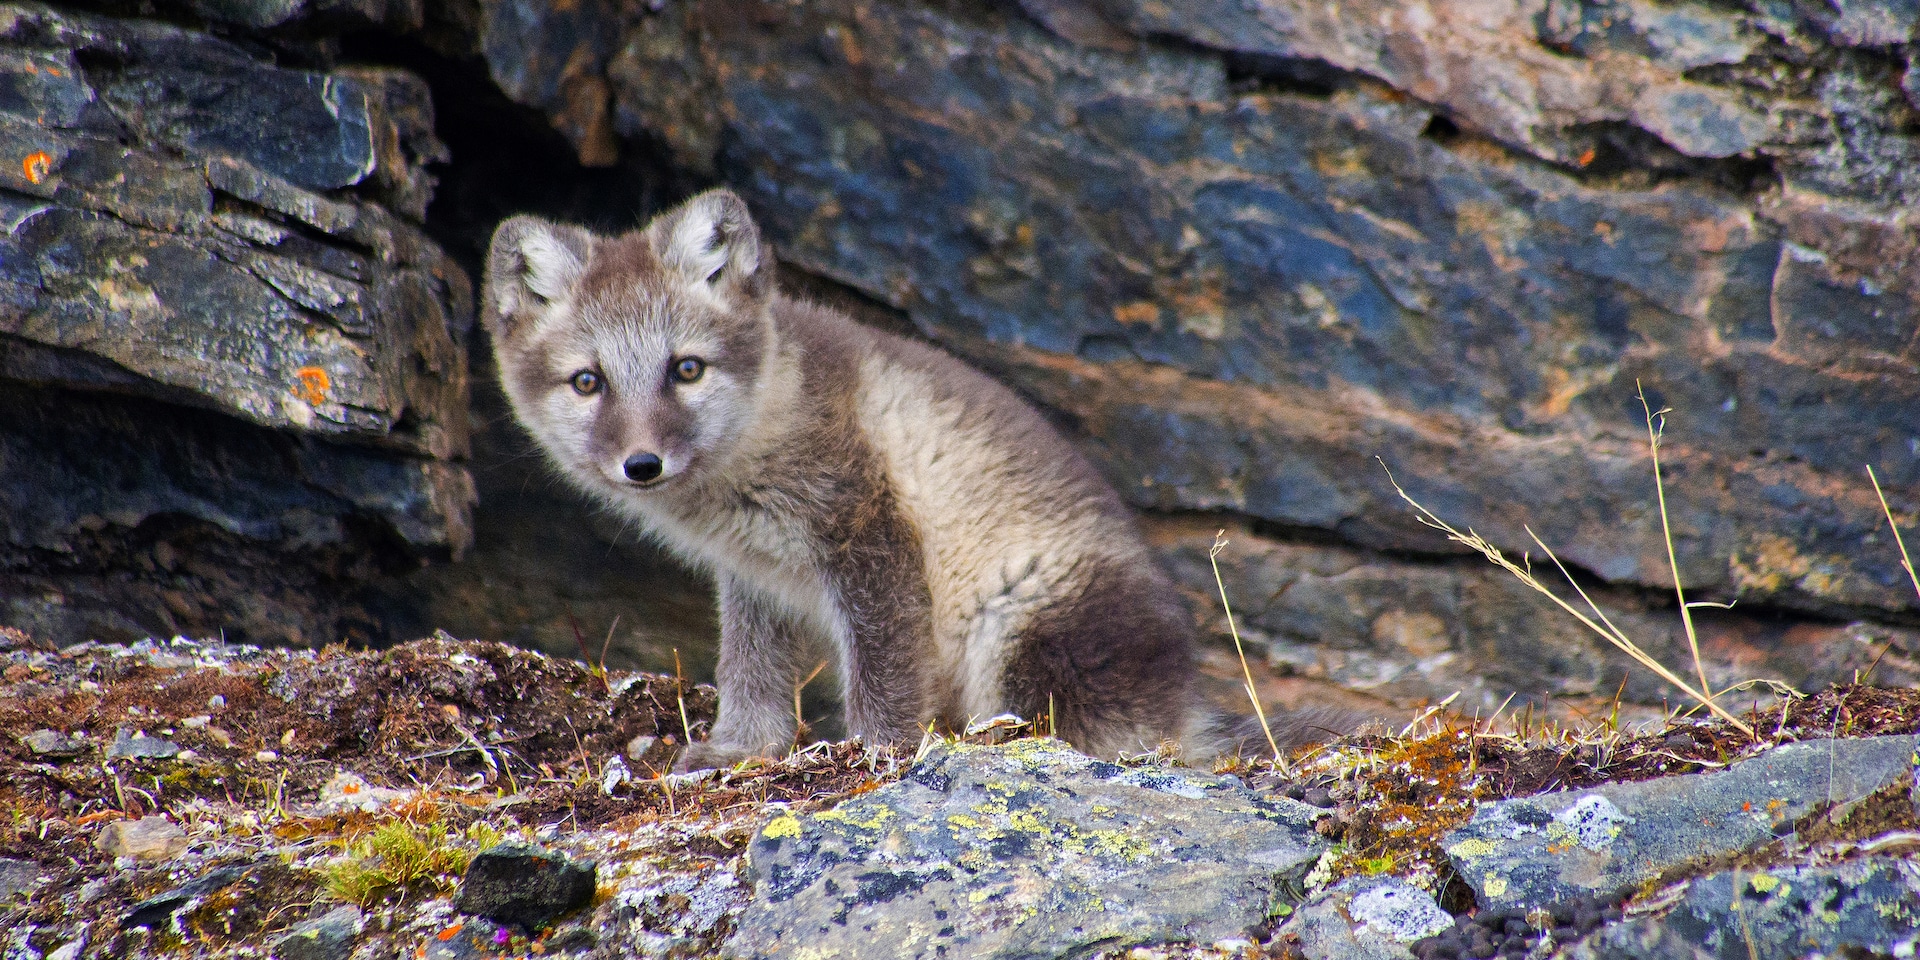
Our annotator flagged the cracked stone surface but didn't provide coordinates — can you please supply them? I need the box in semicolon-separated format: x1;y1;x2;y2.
1443;734;1920;911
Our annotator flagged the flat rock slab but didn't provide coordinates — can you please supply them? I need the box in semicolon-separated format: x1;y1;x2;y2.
1563;856;1920;960
1445;735;1920;911
729;739;1327;960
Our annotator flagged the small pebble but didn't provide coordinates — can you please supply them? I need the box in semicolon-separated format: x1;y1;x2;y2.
96;816;188;861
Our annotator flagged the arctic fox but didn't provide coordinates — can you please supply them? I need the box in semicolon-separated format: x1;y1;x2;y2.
482;189;1295;769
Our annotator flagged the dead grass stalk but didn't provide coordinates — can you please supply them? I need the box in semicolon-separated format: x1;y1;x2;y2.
1377;385;1759;737
1209;532;1283;762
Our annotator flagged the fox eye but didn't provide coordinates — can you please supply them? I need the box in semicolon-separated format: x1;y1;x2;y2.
672;357;706;384
569;369;602;395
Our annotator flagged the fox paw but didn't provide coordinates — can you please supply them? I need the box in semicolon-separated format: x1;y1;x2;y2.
672;740;763;773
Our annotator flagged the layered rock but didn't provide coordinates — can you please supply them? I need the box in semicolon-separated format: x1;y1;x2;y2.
0;2;472;646
590;0;1920;620
415;0;1920;708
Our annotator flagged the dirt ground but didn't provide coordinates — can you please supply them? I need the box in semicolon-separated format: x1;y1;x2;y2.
4;625;1919;958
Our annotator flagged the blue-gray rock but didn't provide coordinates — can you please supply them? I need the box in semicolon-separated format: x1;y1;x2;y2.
728;739;1328;960
1444;734;1920;911
453;842;597;931
1281;877;1453;960
21;729;83;759
106;728;181;760
1561;856;1920;960
271;905;363;960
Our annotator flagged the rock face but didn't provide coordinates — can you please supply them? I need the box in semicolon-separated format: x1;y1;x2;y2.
0;1;472;648
730;739;1328;959
595;0;1920;613
1443;734;1920;911
480;0;1920;708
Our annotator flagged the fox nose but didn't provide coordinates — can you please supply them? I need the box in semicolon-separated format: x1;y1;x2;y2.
623;453;664;484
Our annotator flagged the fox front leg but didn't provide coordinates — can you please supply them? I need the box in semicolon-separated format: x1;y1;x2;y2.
674;575;808;772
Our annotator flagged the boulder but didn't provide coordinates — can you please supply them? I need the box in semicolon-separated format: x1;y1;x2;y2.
453;842;598;931
729;739;1327;959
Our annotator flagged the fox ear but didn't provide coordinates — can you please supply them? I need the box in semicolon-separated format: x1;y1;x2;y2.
655;189;773;302
482;216;594;341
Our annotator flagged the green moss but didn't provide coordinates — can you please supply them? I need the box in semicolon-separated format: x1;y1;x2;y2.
321;819;498;908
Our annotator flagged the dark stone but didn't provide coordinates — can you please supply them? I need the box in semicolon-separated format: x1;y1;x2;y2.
0;1;473;647
453;842;597;931
121;865;248;929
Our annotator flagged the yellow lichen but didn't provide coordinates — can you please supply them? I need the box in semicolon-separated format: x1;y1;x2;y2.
814;804;894;831
763;815;801;839
1448;837;1497;860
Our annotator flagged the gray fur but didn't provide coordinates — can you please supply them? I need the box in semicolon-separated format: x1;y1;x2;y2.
482;189;1351;769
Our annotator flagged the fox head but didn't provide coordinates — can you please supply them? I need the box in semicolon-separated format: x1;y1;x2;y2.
481;189;779;497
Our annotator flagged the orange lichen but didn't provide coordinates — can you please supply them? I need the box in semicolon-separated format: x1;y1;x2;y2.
292;366;330;406
22;151;52;184
1112;301;1160;326
1327;727;1486;886
1577;147;1596;167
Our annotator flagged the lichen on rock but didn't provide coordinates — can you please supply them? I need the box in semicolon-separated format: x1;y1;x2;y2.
731;738;1328;959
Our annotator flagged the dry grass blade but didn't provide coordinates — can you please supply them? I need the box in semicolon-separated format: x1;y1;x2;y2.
1377;460;1755;737
1638;383;1714;705
1209;532;1283;762
1866;465;1920;603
